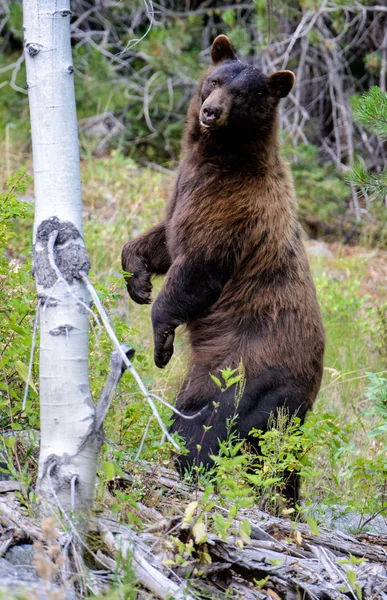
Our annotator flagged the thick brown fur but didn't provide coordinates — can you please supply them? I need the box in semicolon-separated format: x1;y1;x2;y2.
122;36;325;504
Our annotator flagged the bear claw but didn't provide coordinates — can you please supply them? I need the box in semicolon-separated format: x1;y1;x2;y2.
154;329;175;368
126;274;152;305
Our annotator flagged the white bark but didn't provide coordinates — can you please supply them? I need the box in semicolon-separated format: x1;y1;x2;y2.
24;2;82;239
23;0;100;518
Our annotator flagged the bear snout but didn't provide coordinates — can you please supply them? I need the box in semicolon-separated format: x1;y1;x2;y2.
200;88;231;129
200;104;222;129
203;105;220;119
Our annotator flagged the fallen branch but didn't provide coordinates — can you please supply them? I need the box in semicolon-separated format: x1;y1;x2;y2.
1;460;387;599
98;520;196;600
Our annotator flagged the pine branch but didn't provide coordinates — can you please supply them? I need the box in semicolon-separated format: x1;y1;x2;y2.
353;87;387;139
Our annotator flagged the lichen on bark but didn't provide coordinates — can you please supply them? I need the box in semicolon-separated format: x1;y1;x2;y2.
34;217;90;288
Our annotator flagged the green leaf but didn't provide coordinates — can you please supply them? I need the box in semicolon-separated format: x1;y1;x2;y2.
210;374;222;388
339;554;368;566
4;436;16;449
101;461;115;480
225;375;242;388
239;518;251;543
268;558;282;566
213;513;229;540
221;367;237;381
14;360;37;393
239;496;254;508
8;323;28;337
245;473;264;486
254;575;270;589
11;423;22;430
346;569;357;588
229;440;245;457
369;423;387;436
306;516;320;536
202;485;214;503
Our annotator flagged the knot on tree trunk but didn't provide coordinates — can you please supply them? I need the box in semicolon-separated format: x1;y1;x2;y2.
34;217;90;288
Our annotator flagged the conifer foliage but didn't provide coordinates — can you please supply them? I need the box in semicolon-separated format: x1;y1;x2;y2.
350;86;387;202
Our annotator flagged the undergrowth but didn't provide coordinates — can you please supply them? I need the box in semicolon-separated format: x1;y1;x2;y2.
1;151;387;535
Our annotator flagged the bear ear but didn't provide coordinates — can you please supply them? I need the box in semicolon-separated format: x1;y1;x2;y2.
268;70;296;99
211;35;236;65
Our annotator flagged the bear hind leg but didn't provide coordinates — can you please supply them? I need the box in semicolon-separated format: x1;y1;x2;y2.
170;369;310;507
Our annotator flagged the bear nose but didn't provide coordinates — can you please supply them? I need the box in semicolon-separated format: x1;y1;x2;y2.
203;106;221;120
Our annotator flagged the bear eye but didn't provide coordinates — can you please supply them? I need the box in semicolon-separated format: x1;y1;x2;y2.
211;80;218;87
236;91;245;99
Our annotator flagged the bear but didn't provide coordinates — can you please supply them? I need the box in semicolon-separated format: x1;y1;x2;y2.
121;35;325;504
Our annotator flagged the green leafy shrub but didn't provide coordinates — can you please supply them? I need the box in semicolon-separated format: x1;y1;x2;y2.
0;169;38;430
283;141;349;238
364;372;387;437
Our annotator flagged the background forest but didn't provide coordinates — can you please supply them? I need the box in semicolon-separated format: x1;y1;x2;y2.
1;0;387;566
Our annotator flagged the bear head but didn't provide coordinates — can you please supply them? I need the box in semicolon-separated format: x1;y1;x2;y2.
198;35;295;135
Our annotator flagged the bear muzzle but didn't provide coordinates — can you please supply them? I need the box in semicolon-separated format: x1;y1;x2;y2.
199;105;229;130
199;88;231;130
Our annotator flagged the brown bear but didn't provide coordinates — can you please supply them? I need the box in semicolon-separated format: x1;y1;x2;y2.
122;35;325;503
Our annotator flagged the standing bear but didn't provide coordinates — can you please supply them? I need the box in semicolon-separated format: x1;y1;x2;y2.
122;35;325;503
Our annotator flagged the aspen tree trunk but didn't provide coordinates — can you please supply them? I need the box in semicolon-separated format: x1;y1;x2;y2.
23;0;101;519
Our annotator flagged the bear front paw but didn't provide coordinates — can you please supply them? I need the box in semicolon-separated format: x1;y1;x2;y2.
126;271;152;305
122;244;153;304
154;327;175;369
